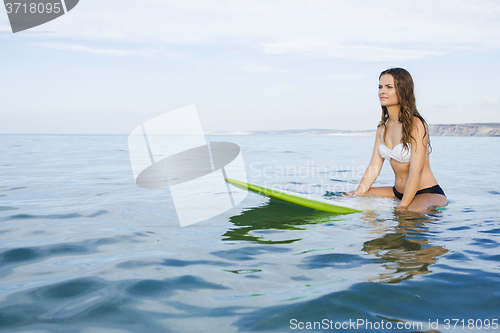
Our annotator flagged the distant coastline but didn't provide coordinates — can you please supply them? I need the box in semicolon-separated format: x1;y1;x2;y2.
428;123;500;136
207;123;500;136
206;129;377;136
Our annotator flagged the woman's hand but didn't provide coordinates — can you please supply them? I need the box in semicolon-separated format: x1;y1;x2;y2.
351;188;372;197
397;205;409;211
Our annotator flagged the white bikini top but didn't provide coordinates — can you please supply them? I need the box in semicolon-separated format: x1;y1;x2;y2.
378;127;411;163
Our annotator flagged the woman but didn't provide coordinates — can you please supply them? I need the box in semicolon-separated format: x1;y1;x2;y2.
351;68;447;211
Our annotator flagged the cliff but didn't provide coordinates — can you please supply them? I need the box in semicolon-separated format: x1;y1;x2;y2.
429;123;500;136
208;123;500;136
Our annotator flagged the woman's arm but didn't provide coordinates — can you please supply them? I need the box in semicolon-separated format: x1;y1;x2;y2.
399;119;427;208
354;126;385;195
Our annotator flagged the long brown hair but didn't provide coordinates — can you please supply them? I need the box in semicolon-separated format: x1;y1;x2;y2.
379;68;430;152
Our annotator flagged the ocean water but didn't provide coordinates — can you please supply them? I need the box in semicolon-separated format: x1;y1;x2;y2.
0;134;499;333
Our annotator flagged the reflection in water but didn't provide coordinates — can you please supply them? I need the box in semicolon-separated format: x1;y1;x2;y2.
224;197;448;285
223;199;342;244
362;210;448;284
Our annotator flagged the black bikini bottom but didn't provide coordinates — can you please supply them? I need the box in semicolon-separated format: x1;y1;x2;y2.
393;185;446;200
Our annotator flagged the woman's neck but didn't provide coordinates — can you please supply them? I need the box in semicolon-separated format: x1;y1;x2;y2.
386;105;400;124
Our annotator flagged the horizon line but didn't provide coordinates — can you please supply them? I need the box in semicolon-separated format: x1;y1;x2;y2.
1;122;499;136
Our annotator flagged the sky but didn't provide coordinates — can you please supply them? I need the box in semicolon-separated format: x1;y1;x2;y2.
1;0;500;134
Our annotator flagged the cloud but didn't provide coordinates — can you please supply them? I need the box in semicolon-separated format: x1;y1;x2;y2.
14;0;500;61
274;84;296;90
479;98;499;108
240;63;274;74
328;73;366;81
423;98;500;125
262;41;443;61
36;42;182;58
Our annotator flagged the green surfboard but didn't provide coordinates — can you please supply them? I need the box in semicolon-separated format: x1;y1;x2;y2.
225;178;363;214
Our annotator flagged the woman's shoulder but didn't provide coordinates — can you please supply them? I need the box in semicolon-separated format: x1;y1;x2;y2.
374;123;384;141
411;116;427;138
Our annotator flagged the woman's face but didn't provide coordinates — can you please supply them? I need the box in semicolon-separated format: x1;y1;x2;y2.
378;74;399;107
